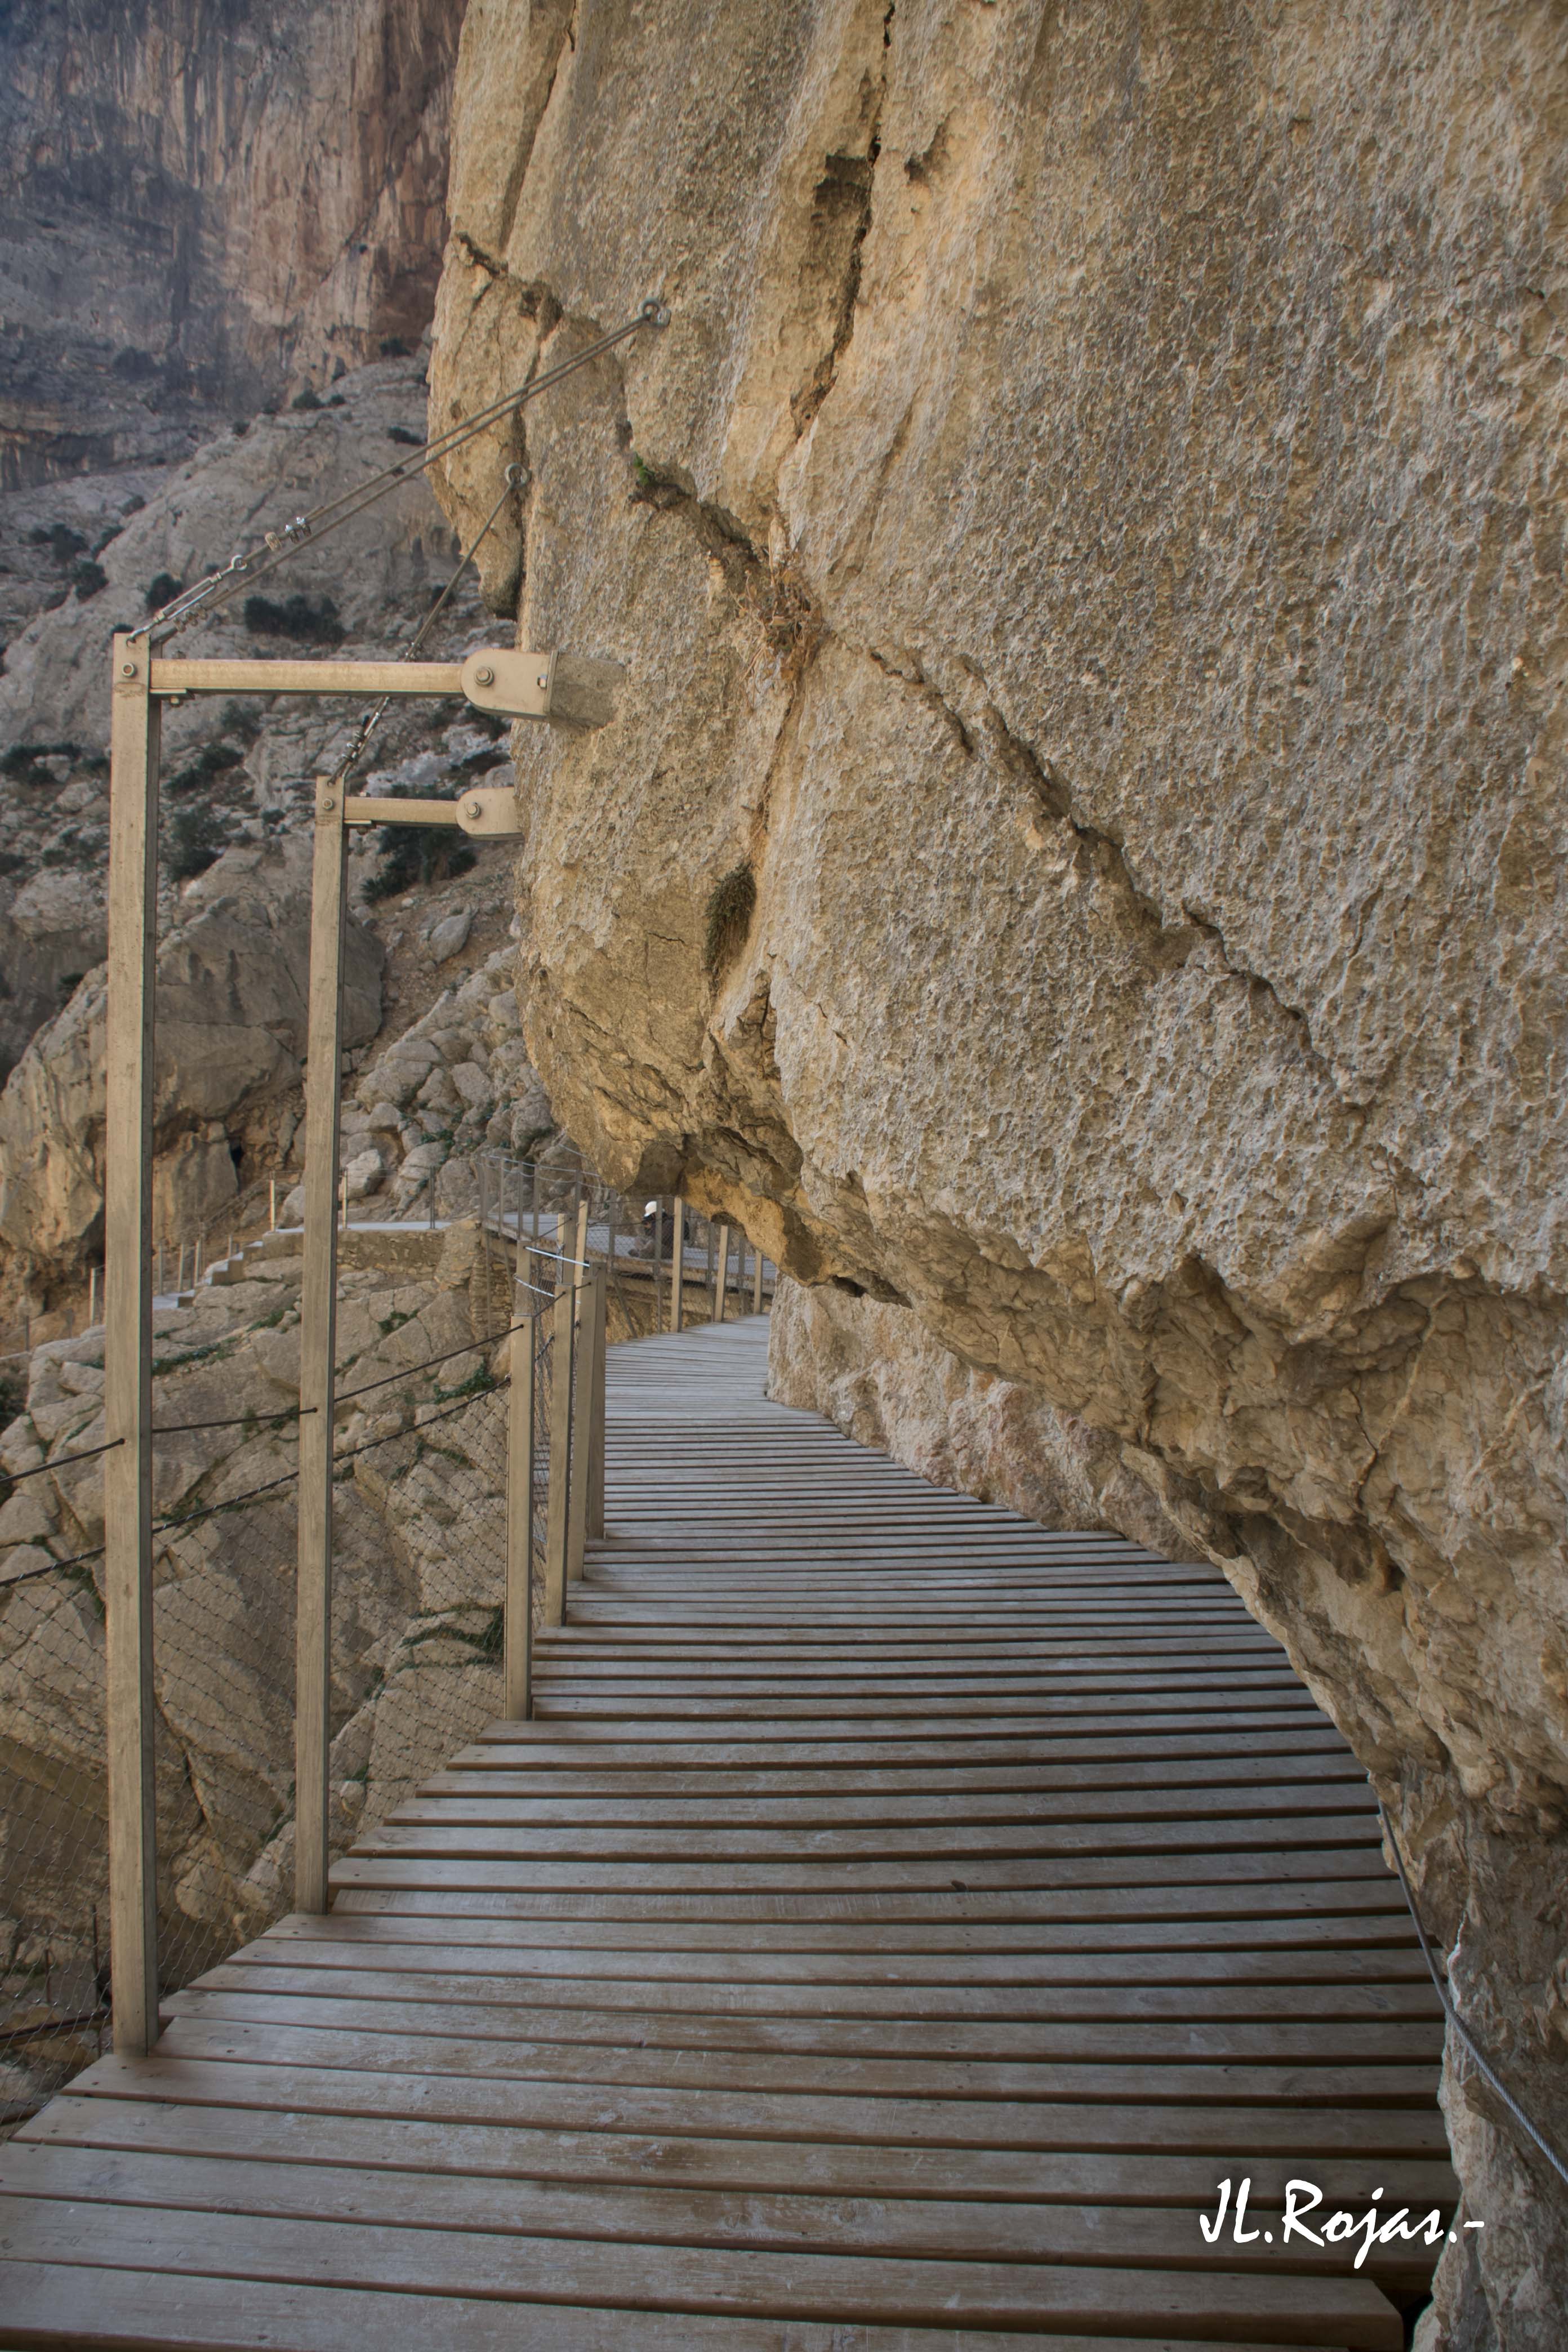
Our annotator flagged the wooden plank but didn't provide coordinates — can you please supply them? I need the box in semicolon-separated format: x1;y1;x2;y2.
260;1913;1431;1974
185;1954;1439;2016
149;2016;1439;2112
347;1816;1384;1864
0;2198;1406;2342
164;1988;1443;2068
326;1848;1398;1895
294;778;347;1916
103;632;161;2058
0;2141;1447;2289
24;2091;1458;2212
61;2053;1453;2155
0;2263;1363;2352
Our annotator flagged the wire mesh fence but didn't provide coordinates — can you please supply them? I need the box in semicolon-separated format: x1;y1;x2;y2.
0;1125;776;2132
0;1232;577;2132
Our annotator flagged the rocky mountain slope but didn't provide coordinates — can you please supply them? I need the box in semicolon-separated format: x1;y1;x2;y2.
428;6;1568;2342
0;346;567;1328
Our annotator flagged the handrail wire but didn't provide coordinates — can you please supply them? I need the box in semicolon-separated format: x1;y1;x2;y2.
1374;1787;1568;2195
133;301;669;643
1;1289;575;1588
319;459;524;796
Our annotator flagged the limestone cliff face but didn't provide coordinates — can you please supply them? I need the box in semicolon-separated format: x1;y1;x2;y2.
431;5;1568;2338
0;0;462;491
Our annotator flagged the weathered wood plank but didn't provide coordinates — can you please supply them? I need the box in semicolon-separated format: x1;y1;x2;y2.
0;2198;1406;2344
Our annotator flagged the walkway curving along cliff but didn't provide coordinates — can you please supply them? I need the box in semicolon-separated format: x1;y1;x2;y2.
0;1314;1452;2347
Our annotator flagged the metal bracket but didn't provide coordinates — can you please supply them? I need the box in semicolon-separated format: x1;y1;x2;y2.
341;786;521;835
461;648;555;721
454;786;524;837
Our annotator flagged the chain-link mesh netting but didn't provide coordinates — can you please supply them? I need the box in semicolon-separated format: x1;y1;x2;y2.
0;1237;571;2131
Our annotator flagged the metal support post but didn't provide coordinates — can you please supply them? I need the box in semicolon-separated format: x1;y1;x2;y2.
714;1224;730;1326
104;632;161;2057
295;778;347;1913
652;1197;663;1331
566;1263;595;1586
754;1246;765;1315
504;1297;536;1720
671;1195;684;1332
542;1282;576;1624
586;1264;607;1541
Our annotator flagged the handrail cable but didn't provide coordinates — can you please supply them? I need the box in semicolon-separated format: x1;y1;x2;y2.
1374;1787;1568;2194
133;300;668;643
1;1285;576;1589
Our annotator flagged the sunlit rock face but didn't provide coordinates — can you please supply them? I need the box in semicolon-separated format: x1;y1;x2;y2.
429;6;1568;2337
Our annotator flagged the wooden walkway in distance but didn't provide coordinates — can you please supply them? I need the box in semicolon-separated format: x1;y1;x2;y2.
0;1316;1452;2348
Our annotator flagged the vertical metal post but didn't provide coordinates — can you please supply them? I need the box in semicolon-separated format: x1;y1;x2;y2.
104;631;161;2057
566;1263;595;1585
651;1196;663;1332
671;1195;684;1332
754;1246;765;1315
573;1192;590;1279
586;1264;607;1540
295;778;347;1914
504;1295;536;1720
714;1224;730;1326
703;1217;715;1326
542;1281;576;1624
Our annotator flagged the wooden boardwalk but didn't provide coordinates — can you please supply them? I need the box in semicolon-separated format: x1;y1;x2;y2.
0;1316;1450;2347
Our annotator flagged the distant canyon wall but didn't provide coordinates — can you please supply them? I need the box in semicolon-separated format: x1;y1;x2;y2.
0;0;464;493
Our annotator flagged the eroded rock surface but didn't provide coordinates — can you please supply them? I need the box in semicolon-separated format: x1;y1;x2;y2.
430;5;1568;2336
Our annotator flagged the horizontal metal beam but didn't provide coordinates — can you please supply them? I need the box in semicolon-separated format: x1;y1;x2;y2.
344;785;522;836
145;649;555;723
344;795;460;827
149;658;468;699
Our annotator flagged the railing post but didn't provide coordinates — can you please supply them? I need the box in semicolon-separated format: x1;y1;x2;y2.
504;1295;536;1720
671;1194;684;1332
541;1280;576;1624
586;1263;607;1541
566;1263;596;1585
714;1223;730;1325
104;631;160;2058
754;1246;765;1315
295;776;346;1915
651;1195;663;1331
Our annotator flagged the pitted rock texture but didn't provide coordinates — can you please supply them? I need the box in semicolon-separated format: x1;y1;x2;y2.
769;1274;1192;1556
430;5;1568;2337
